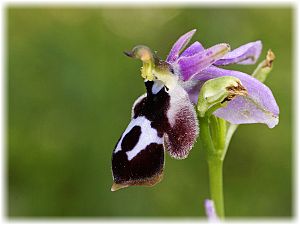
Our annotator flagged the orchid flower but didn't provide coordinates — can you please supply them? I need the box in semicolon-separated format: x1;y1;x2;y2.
111;28;279;206
167;29;279;128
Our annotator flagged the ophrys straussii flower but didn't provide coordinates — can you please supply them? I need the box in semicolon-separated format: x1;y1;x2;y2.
111;30;279;191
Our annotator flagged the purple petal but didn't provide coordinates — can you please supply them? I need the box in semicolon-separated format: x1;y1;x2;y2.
176;44;230;81
180;41;204;57
166;29;196;63
214;41;262;66
194;66;279;128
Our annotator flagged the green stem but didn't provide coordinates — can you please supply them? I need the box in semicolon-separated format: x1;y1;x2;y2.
208;157;224;219
199;116;225;219
199;116;216;155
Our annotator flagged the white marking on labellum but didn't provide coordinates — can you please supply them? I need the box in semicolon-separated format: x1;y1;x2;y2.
126;117;162;160
114;116;162;161
151;80;164;94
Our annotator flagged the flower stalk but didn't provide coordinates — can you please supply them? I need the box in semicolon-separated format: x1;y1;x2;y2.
199;115;225;219
207;156;224;218
197;76;248;219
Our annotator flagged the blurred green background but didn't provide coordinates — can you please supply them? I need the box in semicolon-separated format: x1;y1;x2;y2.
7;6;293;218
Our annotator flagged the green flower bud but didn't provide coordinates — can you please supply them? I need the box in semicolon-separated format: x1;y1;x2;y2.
252;49;275;83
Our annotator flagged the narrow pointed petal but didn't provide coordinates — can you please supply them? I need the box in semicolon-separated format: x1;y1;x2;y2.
194;66;279;128
214;41;262;66
176;43;230;81
180;41;205;57
166;29;196;63
164;84;199;159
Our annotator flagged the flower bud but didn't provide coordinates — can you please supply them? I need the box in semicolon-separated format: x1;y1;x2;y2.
251;49;275;82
